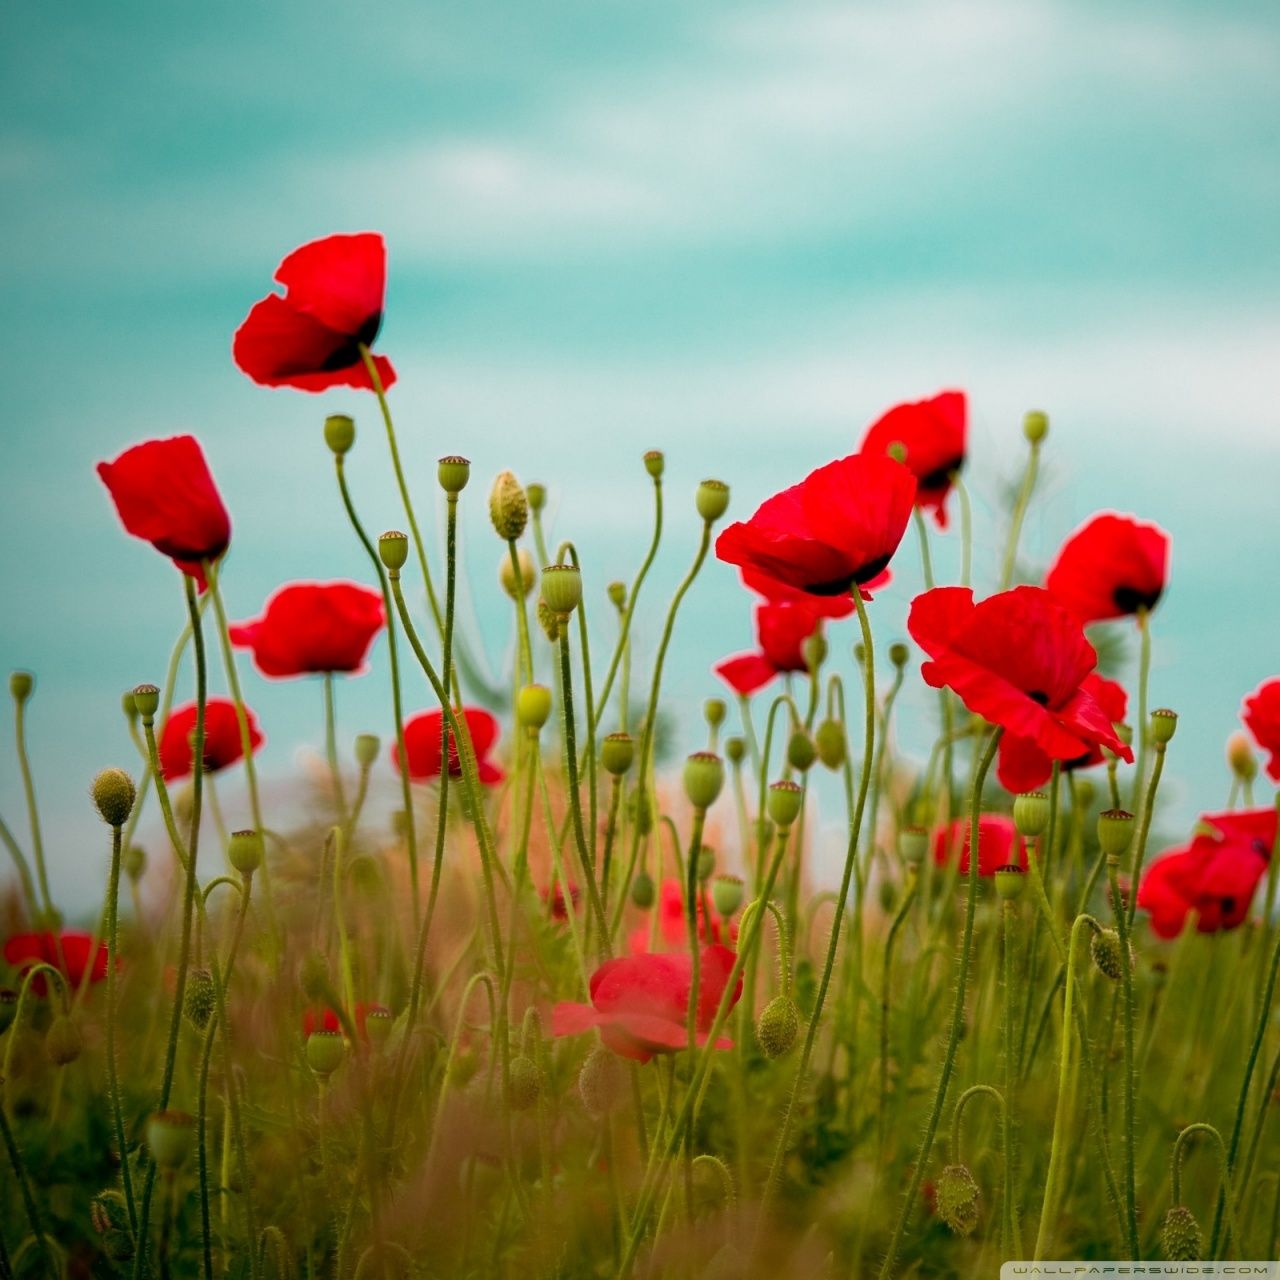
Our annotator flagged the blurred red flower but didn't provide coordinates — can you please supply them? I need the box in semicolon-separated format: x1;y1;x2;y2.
1044;512;1169;624
715;600;828;696
908;586;1132;770
629;878;734;956
97;435;231;590
997;673;1128;794
715;454;916;600
159;698;264;781
552;944;742;1062
542;881;580;921
394;707;504;785
1242;677;1280;783
859;390;967;529
4;931;112;995
230;581;384;678
302;1001;385;1041
933;815;1028;877
232;232;396;392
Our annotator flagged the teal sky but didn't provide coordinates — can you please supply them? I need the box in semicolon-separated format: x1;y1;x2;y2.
2;2;1279;915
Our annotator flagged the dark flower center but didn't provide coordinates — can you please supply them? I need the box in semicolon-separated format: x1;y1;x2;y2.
1026;690;1051;706
803;553;892;598
1112;583;1162;614
318;311;384;373
917;454;965;491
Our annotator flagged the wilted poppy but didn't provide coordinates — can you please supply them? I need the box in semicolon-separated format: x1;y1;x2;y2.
159;699;264;782
552;944;742;1062
628;878;735;956
715;601;828;697
908;586;1132;770
859;390;966;529
1242;678;1280;783
715;453;916;600
230;581;384;678
394;707;504;786
97;436;231;590
933;815;1028;877
232;232;396;392
4;931;112;995
1044;513;1169;624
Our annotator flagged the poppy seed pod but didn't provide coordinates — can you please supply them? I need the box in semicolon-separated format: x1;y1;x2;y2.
364;1006;394;1049
1022;410;1049;444
1013;791;1051;838
9;671;33;703
46;1014;83;1066
607;580;626;609
704;698;727;730
541;564;583;616
1161;1205;1202;1262
993;864;1026;901
814;719;846;770
712;875;744;917
601;732;635;776
767;780;804;829
579;1045;626;1117
630;870;656;909
1097;808;1135;859
1090;927;1132;980
228;829;264;876
507;1055;541;1111
306;1030;346;1078
183;969;217;1030
437;454;471;495
787;730;816;773
133;683;160;721
1151;707;1178;745
323;414;355;457
683;752;725;810
526;482;547;512
489;470;528;541
757;995;800;1058
124;845;146;882
725;736;746;765
696;479;730;523
643;450;665;479
1226;731;1257;781
517;684;553;732
936;1164;980;1235
92;768;136;828
354;733;380;769
499;547;536;600
147;1110;196;1171
378;530;409;573
898;825;929;866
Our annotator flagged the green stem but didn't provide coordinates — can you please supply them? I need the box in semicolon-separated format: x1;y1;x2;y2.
0;1103;55;1279
998;436;1040;591
1108;860;1142;1257
105;822;139;1235
13;693;55;924
323;672;348;822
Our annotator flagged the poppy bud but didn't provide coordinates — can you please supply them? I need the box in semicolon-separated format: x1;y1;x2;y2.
878;878;898;913
1161;1205;1202;1261
1115;721;1134;747
1226;731;1258;781
1022;410;1048;444
630;870;656;908
802;632;827;672
365;1006;394;1049
133;683;160;721
507;1055;541;1111
898;825;929;865
121;690;138;723
1097;809;1134;860
814;719;846;770
536;597;560;643
601;732;635;776
526;482;547;512
124;845;146;882
378;530;409;574
183;969;216;1030
354;733;380;769
299;952;330;1003
517;684;553;732
228;829;264;876
489;470;528;541
500;547;536;599
757;995;800;1059
643;450;664;480
324;414;355;456
90;1189;132;1248
579;1045;626;1116
696;479;730;523
704;698;727;730
449;1047;480;1089
92;768;136;828
306;1030;346;1078
1013;791;1051;837
720;739;745;770
683;752;725;810
0;989;17;1034
1090;927;1132;981
9;671;33;703
46;1014;83;1066
787;730;816;773
712;874;744;917
147;1110;196;1171
629;786;654;835
936;1164;980;1235
607;580;626;609
696;846;716;882
437;454;471;495
994;864;1026;901
541;564;583;616
889;641;910;669
1151;708;1178;745
767;780;803;830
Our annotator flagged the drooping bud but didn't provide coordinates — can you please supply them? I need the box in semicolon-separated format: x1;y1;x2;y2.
695;479;730;523
489;470;528;540
526;482;547;512
1161;1205;1202;1261
814;719;846;770
377;530;409;573
132;683;160;721
540;564;582;616
642;450;665;480
787;730;816;773
92;768;136;828
1013;791;1051;838
1022;410;1049;444
725;736;746;765
1097;809;1135;860
898;826;929;866
437;455;471;494
994;864;1026;901
767;780;803;829
517;684;553;732
147;1110;196;1171
704;698;727;730
630;870;655;909
1090;928;1132;981
757;995;800;1058
936;1164;980;1235
712;874;744;917
579;1045;626;1117
499;547;536;599
683;752;725;810
354;733;380;769
46;1014;84;1066
1151;708;1178;745
306;1030;346;1079
600;732;635;776
183;969;217;1030
228;829;264;876
324;414;355;456
888;641;910;669
507;1055;541;1111
607;580;626;609
1227;732;1258;782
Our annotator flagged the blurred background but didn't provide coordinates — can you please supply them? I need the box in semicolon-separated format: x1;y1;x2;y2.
1;1;1278;917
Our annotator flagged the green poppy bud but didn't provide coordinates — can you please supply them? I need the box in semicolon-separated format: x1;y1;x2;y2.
757;995;800;1059
9;671;33;703
579;1045;626;1117
517;684;553;732
489;470;528;541
711;874;744;917
629;786;654;836
936;1163;980;1235
814;719;846;770
1013;791;1051;837
607;580;626;609
767;780;803;830
695;846;715;882
46;1014;83;1066
449;1047;480;1089
683;752;725;810
526;482;547;512
121;690;138;723
1151;707;1178;744
378;530;409;573
437;454;471;494
993;864;1026;901
507;1055;541;1111
643;450;664;479
888;641;910;669
183;969;217;1030
147;1110;196;1171
500;547;536;599
1161;1205;1202;1261
630;870;656;908
802;632;827;673
725;735;746;765
898;825;929;865
1097;808;1135;860
92;767;136;828
1090;927;1132;981
354;733;380;769
786;730;816;773
132;683;160;721
1227;732;1258;782
1022;410;1048;444
324;414;355;456
540;563;582;616
124;845;146;882
704;698;727;730
306;1030;346;1078
600;732;635;776
228;829;264;876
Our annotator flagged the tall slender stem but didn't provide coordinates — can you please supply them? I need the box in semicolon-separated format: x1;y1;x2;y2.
105;823;138;1234
322;672;347;822
13;692;56;924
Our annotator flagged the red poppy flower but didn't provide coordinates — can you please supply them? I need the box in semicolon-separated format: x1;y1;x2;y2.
715;454;916;600
858;390;967;529
301;1001;385;1041
393;707;504;786
551;944;742;1062
908;586;1132;770
1044;512;1170;624
4;931;112;995
158;699;264;782
229;581;384;679
232;232;396;393
997;673;1128;794
542;881;581;922
715;600;829;697
738;566;855;618
933;815;1028;877
628;877;736;956
1242;678;1280;783
97;436;231;590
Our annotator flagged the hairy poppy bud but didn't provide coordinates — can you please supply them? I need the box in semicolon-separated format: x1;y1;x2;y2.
601;732;635;776
9;670;34;703
489;470;528;540
0;988;17;1035
378;530;409;574
526;481;546;512
712;874;744;917
757;995;800;1058
507;1055;541;1111
994;864;1026;901
696;479;730;523
630;870;656;908
1090;928;1132;981
536;597;560;643
541;564;582;616
124;845;146;882
306;1030;346;1078
579;1045;625;1117
354;733;380;769
725;735;746;765
1097;809;1134;860
936;1164;980;1235
299;952;329;1003
704;698;727;730
683;752;725;810
696;846;716;881
787;730;816;773
802;632;827;673
365;1006;393;1049
815;719;846;770
1022;410;1048;444
767;780;803;830
92;768;136;828
517;684;553;732
898;825;929;866
1013;791;1051;837
500;547;536;599
1161;1205;1202;1261
46;1014;83;1066
324;414;355;456
91;1190;133;1260
147;1110;196;1171
607;580;626;609
1151;707;1178;745
643;450;664;480
183;969;217;1030
1226;731;1258;781
437;455;471;494
889;641;910;669
133;683;160;721
228;829;264;876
